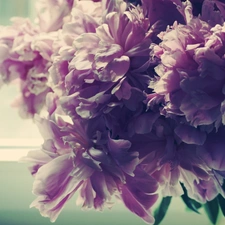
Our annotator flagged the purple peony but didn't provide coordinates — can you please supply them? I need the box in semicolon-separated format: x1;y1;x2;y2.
0;17;57;118
140;117;225;202
149;13;225;130
21;92;158;223
49;0;101;96
15;0;225;224
55;1;154;122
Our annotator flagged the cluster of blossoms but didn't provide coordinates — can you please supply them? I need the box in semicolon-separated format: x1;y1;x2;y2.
1;0;225;224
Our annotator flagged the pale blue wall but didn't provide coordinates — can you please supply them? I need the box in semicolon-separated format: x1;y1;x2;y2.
0;0;31;25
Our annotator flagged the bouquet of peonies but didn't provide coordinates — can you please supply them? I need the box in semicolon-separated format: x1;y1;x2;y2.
1;0;225;224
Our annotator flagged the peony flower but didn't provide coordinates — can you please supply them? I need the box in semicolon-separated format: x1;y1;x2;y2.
49;0;101;96
0;25;19;86
35;0;74;32
56;1;153;121
149;13;225;130
15;0;225;224
21;92;159;223
129;115;225;203
0;17;58;118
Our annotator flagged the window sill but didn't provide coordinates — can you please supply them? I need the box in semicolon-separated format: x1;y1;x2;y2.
0;138;42;161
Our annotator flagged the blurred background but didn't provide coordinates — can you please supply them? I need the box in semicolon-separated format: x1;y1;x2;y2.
0;1;224;225
0;0;41;140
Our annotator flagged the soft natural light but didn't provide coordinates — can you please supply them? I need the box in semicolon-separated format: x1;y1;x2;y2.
0;138;43;161
0;138;42;147
0;2;225;225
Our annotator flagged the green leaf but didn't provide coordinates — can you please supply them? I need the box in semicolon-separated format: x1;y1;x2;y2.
180;183;201;214
153;196;172;225
218;179;225;217
222;179;225;191
204;198;219;225
218;194;225;217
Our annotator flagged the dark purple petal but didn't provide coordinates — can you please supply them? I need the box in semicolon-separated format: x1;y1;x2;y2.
174;124;206;145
